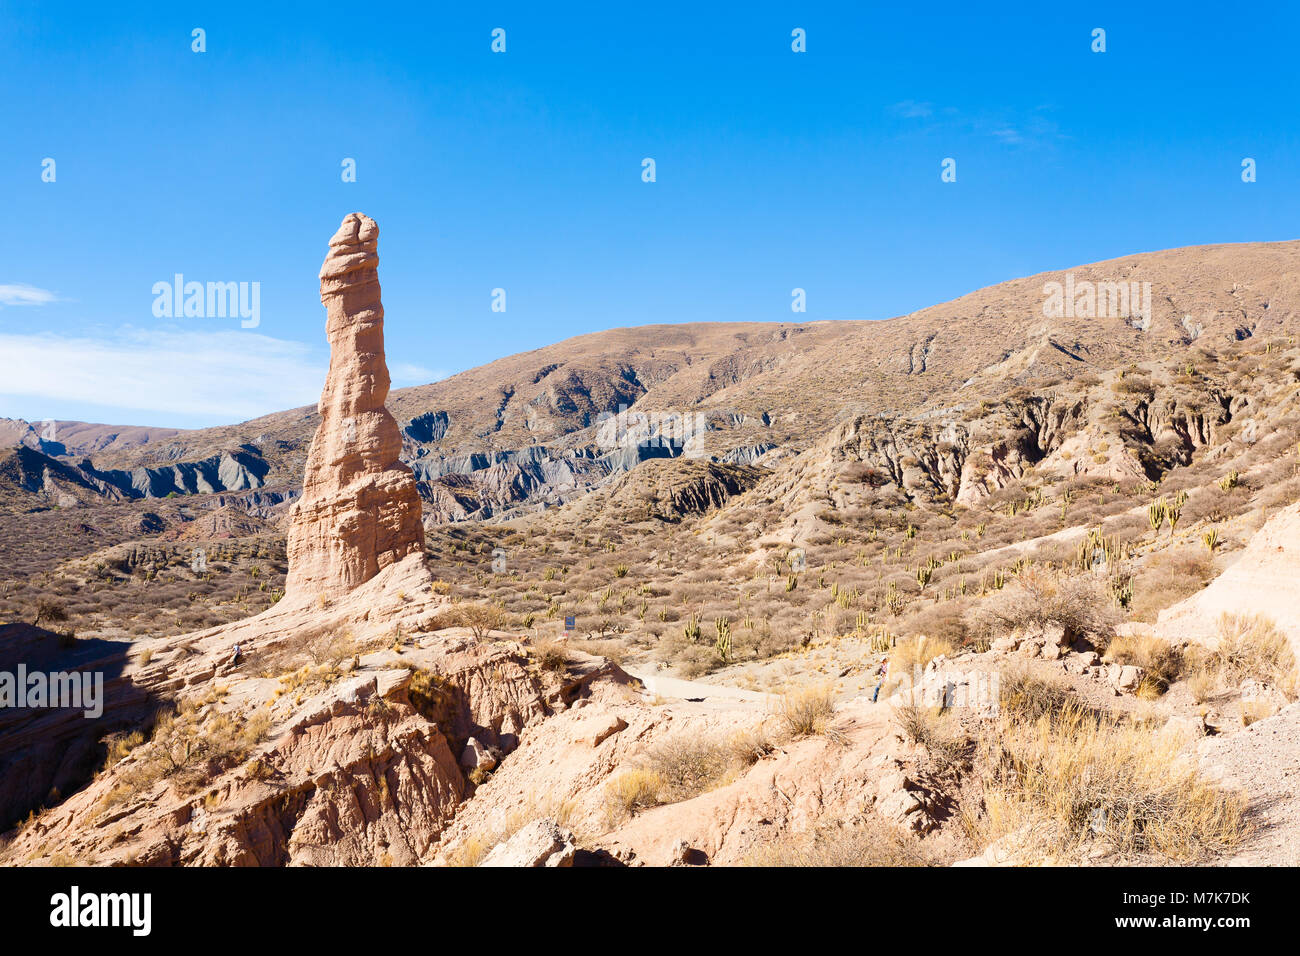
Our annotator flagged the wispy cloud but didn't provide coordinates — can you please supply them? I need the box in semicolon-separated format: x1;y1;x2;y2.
890;99;934;119
390;361;449;387
0;284;59;307
0;328;326;423
888;102;1065;150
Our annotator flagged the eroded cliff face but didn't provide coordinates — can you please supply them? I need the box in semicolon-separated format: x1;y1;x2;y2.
747;363;1256;546
285;213;425;600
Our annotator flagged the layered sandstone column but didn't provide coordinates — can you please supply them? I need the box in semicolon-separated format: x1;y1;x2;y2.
285;213;425;598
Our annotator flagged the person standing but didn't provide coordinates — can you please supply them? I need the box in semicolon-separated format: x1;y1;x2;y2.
872;656;890;703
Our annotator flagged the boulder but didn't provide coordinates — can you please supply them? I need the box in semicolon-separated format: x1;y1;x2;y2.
460;737;497;773
572;713;628;748
480;819;576;867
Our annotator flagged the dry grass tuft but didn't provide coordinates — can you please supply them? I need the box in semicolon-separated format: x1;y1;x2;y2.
531;639;570;672
979;703;1247;863
743;820;935;867
1105;632;1183;692
889;635;954;681
893;701;967;774
1214;613;1297;696
998;668;1077;723
603;769;664;824
775;683;835;737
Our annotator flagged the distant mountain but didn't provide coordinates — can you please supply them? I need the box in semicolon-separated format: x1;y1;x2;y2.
6;240;1298;522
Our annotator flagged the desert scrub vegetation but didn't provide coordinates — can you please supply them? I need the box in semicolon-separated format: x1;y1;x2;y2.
272;632;358;701
530;638;571;672
977;703;1247;863
604;768;665;824
642;733;739;802
775;683;835;737
997;668;1079;723
967;568;1120;645
0;532;289;641
888;634;955;684
1212;613;1298;697
1128;548;1215;621
892;701;967;775
100;701;272;806
743;819;935;866
431;602;509;640
603;719;791;825
1104;632;1183;694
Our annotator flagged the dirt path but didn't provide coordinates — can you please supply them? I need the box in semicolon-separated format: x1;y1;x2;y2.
1198;702;1300;866
622;665;770;708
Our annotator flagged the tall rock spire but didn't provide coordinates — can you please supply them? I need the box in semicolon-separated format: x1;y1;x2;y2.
285;213;425;598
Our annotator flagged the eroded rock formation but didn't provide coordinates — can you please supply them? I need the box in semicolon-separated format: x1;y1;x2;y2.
286;213;425;599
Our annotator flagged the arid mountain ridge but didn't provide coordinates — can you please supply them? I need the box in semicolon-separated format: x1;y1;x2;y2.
5;219;1300;867
4;239;1299;528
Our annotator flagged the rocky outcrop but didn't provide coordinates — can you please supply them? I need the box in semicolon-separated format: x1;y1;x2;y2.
0;445;270;505
285;213;425;599
480;818;577;867
602;459;766;522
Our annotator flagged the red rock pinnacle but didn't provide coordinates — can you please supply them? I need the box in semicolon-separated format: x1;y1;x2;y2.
285;213;425;598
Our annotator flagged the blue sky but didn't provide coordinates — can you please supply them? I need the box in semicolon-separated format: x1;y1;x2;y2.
3;1;1299;428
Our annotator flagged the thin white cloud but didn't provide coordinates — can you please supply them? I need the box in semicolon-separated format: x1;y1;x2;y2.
889;102;1065;149
890;99;933;119
0;328;326;423
0;284;59;307
390;361;448;387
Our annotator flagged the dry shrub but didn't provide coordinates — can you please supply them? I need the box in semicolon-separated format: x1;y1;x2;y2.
889;635;955;682
979;704;1247;862
532;639;570;672
892;701;966;774
744;820;935;867
968;569;1119;644
569;637;628;664
305;631;357;668
998;668;1077;723
104;703;272;804
1186;666;1218;704
1214;613;1297;696
100;730;145;771
604;769;663;824
900;600;972;648
643;734;736;801
775;683;835;737
1240;698;1278;727
434;603;508;640
1105;632;1183;691
444;835;491;868
727;722;781;767
407;668;460;726
1128;548;1214;622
